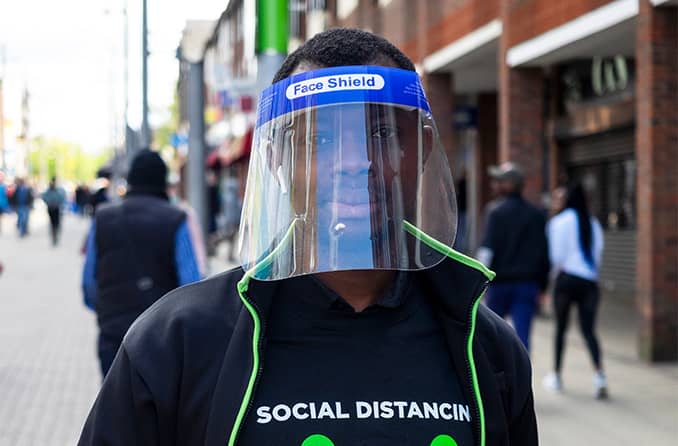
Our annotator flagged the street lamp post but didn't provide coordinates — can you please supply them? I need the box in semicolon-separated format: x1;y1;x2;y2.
141;0;151;149
0;45;6;173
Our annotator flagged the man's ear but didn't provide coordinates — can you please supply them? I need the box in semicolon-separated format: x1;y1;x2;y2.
421;124;435;162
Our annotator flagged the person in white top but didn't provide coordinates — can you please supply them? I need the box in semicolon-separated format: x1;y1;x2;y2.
543;183;608;399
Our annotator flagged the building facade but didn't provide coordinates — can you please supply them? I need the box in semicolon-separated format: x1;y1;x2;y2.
331;0;677;362
187;0;676;361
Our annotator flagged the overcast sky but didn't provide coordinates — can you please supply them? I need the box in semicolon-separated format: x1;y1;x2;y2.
0;0;224;153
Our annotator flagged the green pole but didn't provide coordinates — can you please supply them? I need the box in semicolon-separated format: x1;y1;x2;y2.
257;0;288;55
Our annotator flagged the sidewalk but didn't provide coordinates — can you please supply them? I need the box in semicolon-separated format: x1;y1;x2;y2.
0;211;238;446
0;212;100;446
530;297;678;445
0;211;676;445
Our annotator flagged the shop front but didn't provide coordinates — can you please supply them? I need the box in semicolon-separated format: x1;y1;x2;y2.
553;55;637;302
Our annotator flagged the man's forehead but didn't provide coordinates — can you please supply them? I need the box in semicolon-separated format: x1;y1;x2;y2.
291;104;418;129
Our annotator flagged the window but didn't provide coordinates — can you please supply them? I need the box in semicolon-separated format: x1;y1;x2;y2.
337;0;358;19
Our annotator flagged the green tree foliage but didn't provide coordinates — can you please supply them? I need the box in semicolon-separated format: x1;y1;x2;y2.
28;137;112;184
153;91;180;150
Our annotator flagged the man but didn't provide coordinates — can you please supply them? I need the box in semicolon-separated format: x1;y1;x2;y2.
79;29;537;446
0;171;9;233
89;166;111;215
41;177;66;246
12;177;33;237
477;162;550;351
81;149;202;377
74;183;90;216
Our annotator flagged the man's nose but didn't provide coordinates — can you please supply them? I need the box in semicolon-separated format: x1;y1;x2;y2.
337;131;371;176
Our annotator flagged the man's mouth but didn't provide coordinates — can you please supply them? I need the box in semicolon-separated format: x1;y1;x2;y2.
329;201;371;219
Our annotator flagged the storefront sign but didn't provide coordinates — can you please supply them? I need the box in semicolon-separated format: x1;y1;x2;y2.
561;56;634;106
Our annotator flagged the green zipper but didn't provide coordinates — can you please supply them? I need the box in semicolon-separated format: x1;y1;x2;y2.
229;222;297;446
229;276;261;446
229;221;494;446
403;220;493;446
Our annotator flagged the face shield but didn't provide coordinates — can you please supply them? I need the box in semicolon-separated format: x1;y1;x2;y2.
239;66;457;280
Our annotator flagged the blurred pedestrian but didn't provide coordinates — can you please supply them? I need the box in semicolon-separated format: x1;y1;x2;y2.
11;177;33;237
0;172;9;233
79;29;537;446
75;183;91;216
89;167;111;215
453;173;468;253
81;149;202;378
221;173;241;262
167;176;207;277
543;183;607;398
206;169;221;256
477;162;550;350
42;177;67;246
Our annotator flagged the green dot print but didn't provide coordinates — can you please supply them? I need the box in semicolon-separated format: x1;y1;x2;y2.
430;434;458;446
301;434;335;446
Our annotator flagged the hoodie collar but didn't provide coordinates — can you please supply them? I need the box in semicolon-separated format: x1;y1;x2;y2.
244;254;492;326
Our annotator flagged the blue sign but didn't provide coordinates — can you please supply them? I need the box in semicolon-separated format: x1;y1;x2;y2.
453;106;478;130
170;132;188;148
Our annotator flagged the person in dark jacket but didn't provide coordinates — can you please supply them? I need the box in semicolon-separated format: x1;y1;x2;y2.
477;162;550;351
81;149;202;377
74;183;91;216
79;29;537;446
88;166;111;216
11;177;33;237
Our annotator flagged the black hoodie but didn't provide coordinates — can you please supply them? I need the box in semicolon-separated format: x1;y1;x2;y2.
78;250;537;446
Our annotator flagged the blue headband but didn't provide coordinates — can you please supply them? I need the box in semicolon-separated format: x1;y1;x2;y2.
255;65;431;128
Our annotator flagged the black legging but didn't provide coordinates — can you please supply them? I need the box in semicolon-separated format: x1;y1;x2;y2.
47;207;61;245
553;272;602;372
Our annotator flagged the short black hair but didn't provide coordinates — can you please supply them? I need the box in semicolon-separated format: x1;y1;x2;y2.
273;28;416;83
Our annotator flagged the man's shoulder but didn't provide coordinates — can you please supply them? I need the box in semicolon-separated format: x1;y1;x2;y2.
475;304;531;374
123;267;245;358
484;198;504;215
94;200;119;216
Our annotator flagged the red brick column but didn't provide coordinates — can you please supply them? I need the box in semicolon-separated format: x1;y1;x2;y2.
498;64;545;205
423;73;456;169
477;93;499;208
499;0;545;205
635;1;678;362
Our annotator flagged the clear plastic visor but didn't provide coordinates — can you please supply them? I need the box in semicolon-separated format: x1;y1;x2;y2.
239;102;457;280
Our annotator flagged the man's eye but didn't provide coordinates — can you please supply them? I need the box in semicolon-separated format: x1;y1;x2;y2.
372;126;397;139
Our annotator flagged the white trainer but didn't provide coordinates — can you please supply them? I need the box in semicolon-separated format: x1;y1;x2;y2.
594;372;608;399
542;372;563;392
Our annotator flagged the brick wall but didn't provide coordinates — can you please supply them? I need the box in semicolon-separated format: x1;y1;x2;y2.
423;72;456;169
399;0;500;63
635;1;678;362
499;1;546;206
423;0;500;58
477;93;499;208
505;0;614;47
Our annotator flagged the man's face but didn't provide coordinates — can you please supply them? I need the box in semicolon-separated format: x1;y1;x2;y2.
278;102;422;268
497;178;517;196
550;187;567;215
269;63;425;268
